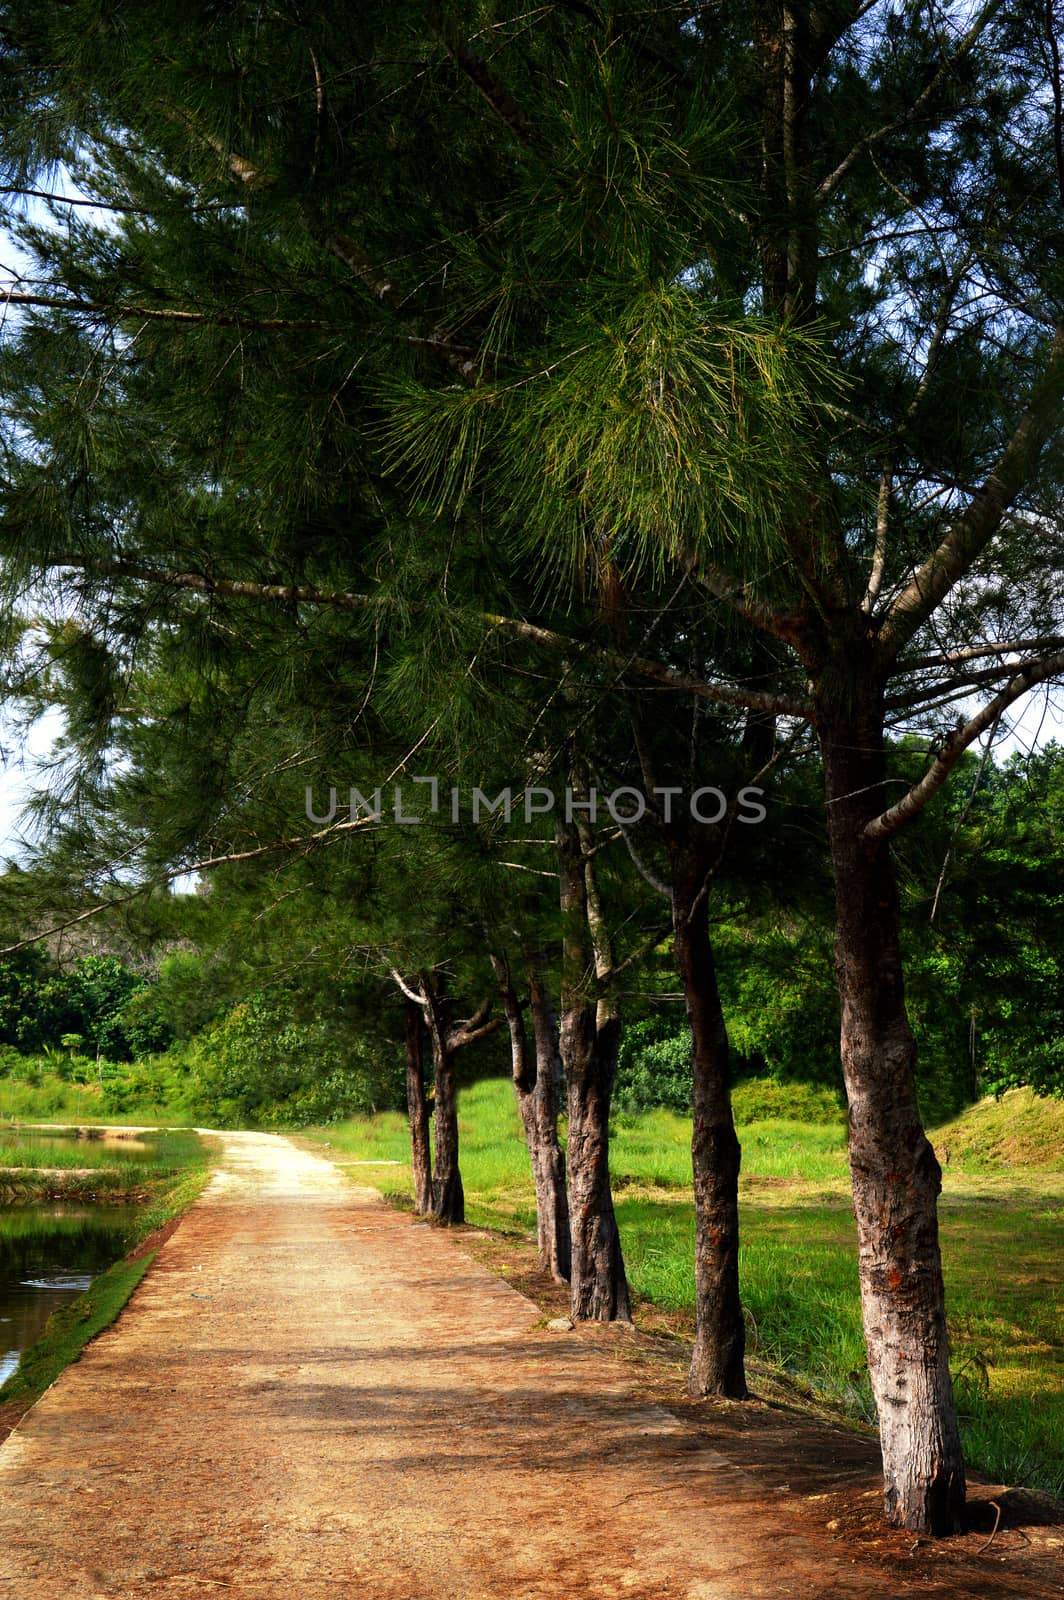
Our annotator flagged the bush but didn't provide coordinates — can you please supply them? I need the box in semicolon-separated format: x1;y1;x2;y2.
184;992;402;1127
730;1076;844;1124
616;1017;692;1114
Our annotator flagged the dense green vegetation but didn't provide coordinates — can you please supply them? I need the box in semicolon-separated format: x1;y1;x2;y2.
304;1078;1064;1499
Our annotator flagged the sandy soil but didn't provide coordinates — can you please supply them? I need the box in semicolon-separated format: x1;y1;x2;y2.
0;1130;1059;1599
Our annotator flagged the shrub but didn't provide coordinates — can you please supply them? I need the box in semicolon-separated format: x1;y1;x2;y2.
615;1017;692;1114
184;992;402;1127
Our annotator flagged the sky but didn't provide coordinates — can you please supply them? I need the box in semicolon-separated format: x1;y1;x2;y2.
0;705;64;863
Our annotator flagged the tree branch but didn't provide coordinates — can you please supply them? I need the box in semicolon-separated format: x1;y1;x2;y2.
434;24;542;151
897;635;1064;670
46;552;374;611
0;287;333;332
447;994;502;1050
815;0;1006;203
861;461;891;613
389;967;428;1007
865;649;1064;840
40;554;814;721
483;614;815;720
691;558;805;644
879;321;1064;662
0;811;377;957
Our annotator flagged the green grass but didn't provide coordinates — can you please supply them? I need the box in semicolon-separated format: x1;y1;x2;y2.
0;1128;215;1411
0;1073;194;1127
0;1253;155;1406
933;1086;1064;1171
305;1077;1064;1500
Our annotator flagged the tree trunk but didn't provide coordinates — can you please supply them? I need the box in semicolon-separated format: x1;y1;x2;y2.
818;678;965;1535
404;998;433;1215
563;1002;629;1320
429;1038;464;1223
526;959;571;1283
672;856;747;1399
421;974;465;1226
557;816;630;1322
493;952;571;1282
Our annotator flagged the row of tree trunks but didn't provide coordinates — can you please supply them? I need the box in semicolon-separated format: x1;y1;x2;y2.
818;676;965;1535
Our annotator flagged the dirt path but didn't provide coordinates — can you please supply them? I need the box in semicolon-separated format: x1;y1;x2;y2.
0;1132;1059;1599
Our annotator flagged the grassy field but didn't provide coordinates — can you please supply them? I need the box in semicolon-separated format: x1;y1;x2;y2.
304;1080;1064;1500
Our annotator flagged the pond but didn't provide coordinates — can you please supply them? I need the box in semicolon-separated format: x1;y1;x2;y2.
0;1204;143;1386
0;1128;159;1387
0;1125;154;1171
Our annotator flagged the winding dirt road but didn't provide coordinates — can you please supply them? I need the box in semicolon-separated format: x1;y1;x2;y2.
0;1131;1059;1599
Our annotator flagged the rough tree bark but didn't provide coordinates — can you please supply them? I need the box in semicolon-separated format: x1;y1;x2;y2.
526;957;571;1283
420;971;465;1225
817;663;965;1535
492;951;571;1282
557;814;630;1323
414;970;502;1227
404;997;433;1216
671;850;747;1399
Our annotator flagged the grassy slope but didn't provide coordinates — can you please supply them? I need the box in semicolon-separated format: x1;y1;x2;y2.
0;1075;193;1127
304;1080;1064;1499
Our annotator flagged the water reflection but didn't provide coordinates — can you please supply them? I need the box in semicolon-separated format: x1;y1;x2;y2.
0;1206;141;1386
0;1127;153;1166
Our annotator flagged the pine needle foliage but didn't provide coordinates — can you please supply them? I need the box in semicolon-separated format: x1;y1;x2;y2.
380;44;837;594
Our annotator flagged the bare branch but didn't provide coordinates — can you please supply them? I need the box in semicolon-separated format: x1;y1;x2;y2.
45;552;374;611
884;657;1054;711
41;553;814;721
691;557;804;643
865;649;1064;840
436;26;542;151
448;995;502;1050
897;635;1064;671
815;0;1006;203
0;811;377;957
879;321;1064;662
389;967;427;1007
483;613;815;720
619;824;672;899
862;462;891;614
0;287;333;332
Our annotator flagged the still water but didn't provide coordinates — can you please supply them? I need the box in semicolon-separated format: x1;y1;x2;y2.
0;1128;147;1385
0;1206;142;1386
